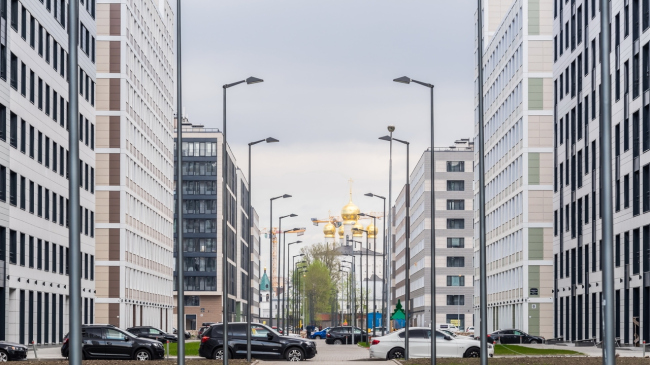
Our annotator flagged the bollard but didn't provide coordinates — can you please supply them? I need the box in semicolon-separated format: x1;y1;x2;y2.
166;340;170;360
644;341;646;358
31;341;38;360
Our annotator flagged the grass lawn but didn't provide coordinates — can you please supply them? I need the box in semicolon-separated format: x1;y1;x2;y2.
166;341;201;356
494;344;583;356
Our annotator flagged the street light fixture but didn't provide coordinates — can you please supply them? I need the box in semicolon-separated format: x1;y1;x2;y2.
269;195;292;329
222;76;264;365
359;213;380;333
393;75;435;363
283;237;302;331
363;193;387;335
246;137;279;360
352;226;370;333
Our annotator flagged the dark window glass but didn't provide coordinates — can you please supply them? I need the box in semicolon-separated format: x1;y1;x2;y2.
447;238;464;248
446;257;465;267
447;180;464;191
446;219;465;229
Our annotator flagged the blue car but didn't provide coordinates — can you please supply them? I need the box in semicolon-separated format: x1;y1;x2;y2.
310;327;330;339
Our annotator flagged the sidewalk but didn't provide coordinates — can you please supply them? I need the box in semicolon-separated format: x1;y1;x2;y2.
515;343;650;357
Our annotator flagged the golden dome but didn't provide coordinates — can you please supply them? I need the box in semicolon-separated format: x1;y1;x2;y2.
341;200;360;225
367;223;378;239
352;222;364;237
323;223;336;238
338;225;345;237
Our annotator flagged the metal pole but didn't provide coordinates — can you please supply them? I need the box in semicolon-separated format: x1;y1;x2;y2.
430;86;437;363
175;0;184;363
599;0;616;363
246;144;252;361
282;231;286;333
404;142;410;360
477;1;488;363
373;216;377;333
67;0;82;363
269;201;274;328
388;129;393;333
382;199;386;336
222;85;229;365
277;220;281;330
365;234;369;334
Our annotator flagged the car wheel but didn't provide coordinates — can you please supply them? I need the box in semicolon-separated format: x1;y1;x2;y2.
213;347;232;360
134;349;151;361
0;350;8;362
315;335;322;339
529;339;539;344
388;348;405;360
333;339;343;345
286;347;304;362
463;347;480;358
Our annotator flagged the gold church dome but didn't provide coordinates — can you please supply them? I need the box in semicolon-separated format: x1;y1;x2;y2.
323;223;336;238
341;200;360;224
352;222;364;237
338;225;345;237
367;223;378;239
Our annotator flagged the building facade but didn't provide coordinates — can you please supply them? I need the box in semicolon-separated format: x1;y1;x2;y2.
172;118;257;330
553;0;650;344
475;0;554;337
95;0;176;330
392;140;474;330
0;0;97;344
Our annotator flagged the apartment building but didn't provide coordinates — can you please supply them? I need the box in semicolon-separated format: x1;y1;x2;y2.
553;0;650;344
95;0;176;330
0;0;97;344
392;140;474;329
474;0;554;338
172;118;258;330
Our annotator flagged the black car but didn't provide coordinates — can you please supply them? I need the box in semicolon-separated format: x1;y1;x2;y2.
199;322;317;361
127;326;177;343
0;341;28;361
173;328;191;339
325;326;367;345
198;322;219;337
61;324;165;360
486;329;545;344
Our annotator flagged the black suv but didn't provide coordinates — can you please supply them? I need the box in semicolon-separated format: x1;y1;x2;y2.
61;324;165;360
127;326;177;343
199;322;317;361
486;329;545;344
325;326;367;345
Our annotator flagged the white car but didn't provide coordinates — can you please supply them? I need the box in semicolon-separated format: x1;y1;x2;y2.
466;326;475;334
369;327;494;359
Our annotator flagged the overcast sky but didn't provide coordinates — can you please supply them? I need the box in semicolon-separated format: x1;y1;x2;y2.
174;0;476;270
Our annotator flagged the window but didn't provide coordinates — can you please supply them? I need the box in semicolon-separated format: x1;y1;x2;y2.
447;238;464;248
19;176;24;209
447;276;465;286
9;113;16;148
447;161;464;172
447;180;464;191
37;239;42;270
184;296;200;306
37;185;42;216
29;70;34;103
446;295;465;305
447;257;465;267
10;0;16;30
10;53;16;89
644;165;650;212
29;125;33;158
447;219;464;229
447;200;465;210
20;62;25;96
9;171;16;206
0;165;5;202
9;230;15;264
29;181;33;213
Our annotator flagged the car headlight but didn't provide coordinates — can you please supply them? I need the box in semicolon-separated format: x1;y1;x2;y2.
10;346;15;350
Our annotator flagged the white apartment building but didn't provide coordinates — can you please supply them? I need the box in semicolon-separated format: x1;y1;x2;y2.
1;0;97;344
474;0;554;338
553;0;650;345
392;141;474;330
95;0;176;330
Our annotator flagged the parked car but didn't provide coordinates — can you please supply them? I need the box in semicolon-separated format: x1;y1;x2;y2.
486;329;544;344
465;327;475;334
61;324;165;360
310;327;329;339
439;329;472;339
436;323;460;333
172;328;191;339
0;341;28;361
127;326;177;343
271;326;284;335
198;323;218;338
369;327;494;359
198;322;317;361
325;326;368;344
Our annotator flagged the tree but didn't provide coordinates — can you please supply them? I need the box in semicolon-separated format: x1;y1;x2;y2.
300;242;341;274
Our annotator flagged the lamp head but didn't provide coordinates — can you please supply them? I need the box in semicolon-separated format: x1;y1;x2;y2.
387;125;396;132
379;135;392;141
265;137;279;143
283;194;292;199
246;77;264;85
364;193;374;197
393;76;411;85
290;214;298;217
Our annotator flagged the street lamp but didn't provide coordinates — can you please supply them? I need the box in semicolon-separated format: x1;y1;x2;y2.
222;76;264;365
353;226;370;333
378;125;394;342
359;212;379;334
283;236;301;332
379;134;410;358
364;193;387;336
292;254;305;333
393;75;436;363
269;195;291;329
278;217;297;331
246;137;279;361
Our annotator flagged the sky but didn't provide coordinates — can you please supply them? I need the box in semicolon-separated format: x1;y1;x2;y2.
174;0;477;270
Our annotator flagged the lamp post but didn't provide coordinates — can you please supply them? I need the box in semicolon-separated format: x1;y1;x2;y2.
353;227;369;332
364;193;386;335
380;134;410;359
285;239;302;332
340;262;352;325
360;213;379;333
393;76;435;363
279;224;298;332
246;137;278;361
343;257;356;328
293;255;305;333
382;126;394;337
269;194;291;329
222;76;263;365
